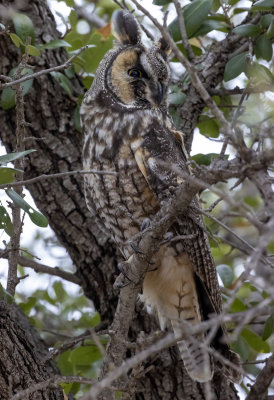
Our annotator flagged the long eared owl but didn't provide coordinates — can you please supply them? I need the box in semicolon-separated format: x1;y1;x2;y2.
81;10;241;383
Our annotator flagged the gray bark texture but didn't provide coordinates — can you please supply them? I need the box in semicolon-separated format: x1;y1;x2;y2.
0;0;242;399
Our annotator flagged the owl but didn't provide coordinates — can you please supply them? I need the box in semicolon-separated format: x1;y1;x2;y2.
81;10;241;383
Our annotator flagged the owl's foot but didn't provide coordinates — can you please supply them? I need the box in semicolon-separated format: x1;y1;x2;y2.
114;257;139;289
141;218;151;232
130;241;144;255
160;231;174;245
113;273;131;289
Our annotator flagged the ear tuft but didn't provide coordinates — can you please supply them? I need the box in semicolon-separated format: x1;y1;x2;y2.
157;37;171;59
111;10;141;45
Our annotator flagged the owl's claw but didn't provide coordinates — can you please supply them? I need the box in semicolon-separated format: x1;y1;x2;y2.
113;273;131;289
130;241;144;254
160;231;174;245
141;218;151;232
113;259;139;289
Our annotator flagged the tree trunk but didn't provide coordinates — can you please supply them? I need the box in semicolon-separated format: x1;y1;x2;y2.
0;0;241;398
0;302;64;400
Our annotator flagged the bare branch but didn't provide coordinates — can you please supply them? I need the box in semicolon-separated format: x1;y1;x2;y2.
246;353;274;400
10;375;96;400
6;48;30;296
173;0;195;60
0;169;117;190
0;45;89;90
1;252;81;285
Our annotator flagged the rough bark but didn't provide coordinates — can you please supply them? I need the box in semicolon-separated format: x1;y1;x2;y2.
0;0;242;399
0;302;64;400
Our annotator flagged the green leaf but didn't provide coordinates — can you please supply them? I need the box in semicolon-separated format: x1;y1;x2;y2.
53;281;67;302
9;33;24;47
194;18;228;36
40;39;72;50
0;67;34;110
57;351;75;376
0;87;16;110
19;296;36;315
241;328;270;353
263;315;274;341
26;44;40;57
255;35;273;61
169;0;213;40
260;14;274;29
175;43;202;59
66;30;112;74
197;118;220;138
0;283;14;303
6;188;48;227
232;23;261;37
50;72;73;97
230;297;248;312
168;91;186;105
252;0;274;10
0;205;13;236
153;0;171;4
21;68;34;96
60;382;73;396
247;62;274;84
232;336;248;361
191;152;228;165
224;52;248;82
266;19;274;39
28;209;49;228
0;149;36;165
82;76;94;90
0;167;22;185
212;0;221;12
70;345;102;365
217;264;234;287
12;13;35;44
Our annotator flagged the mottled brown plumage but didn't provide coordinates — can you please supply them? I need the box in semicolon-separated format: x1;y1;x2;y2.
81;10;241;383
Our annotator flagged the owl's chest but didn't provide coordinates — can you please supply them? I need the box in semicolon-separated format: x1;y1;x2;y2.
83;110;159;247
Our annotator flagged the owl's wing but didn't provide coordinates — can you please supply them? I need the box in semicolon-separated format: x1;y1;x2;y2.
130;123;222;313
130;125;243;381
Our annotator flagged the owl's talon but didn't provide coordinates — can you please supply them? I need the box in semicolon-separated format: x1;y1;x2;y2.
114;273;131;289
160;231;174;245
118;261;131;280
117;260;139;285
130;241;144;254
141;218;151;232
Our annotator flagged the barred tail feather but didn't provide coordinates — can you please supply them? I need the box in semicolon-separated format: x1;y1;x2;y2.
172;320;213;382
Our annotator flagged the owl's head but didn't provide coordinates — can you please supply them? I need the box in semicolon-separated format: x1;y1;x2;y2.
93;10;171;110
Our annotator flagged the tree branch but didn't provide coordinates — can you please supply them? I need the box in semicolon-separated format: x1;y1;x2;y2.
0;45;88;90
246;353;274;400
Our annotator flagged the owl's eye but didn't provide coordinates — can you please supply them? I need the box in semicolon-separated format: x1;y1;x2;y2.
128;68;142;78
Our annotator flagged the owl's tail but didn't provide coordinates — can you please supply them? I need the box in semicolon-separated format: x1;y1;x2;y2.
142;247;213;382
171;320;213;382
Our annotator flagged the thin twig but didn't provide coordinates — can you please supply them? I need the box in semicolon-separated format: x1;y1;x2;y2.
0;45;89;90
1;252;80;285
0;169;117;190
173;0;195;60
7;48;30;296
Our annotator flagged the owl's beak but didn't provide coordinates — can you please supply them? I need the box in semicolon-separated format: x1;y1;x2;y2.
150;81;163;107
